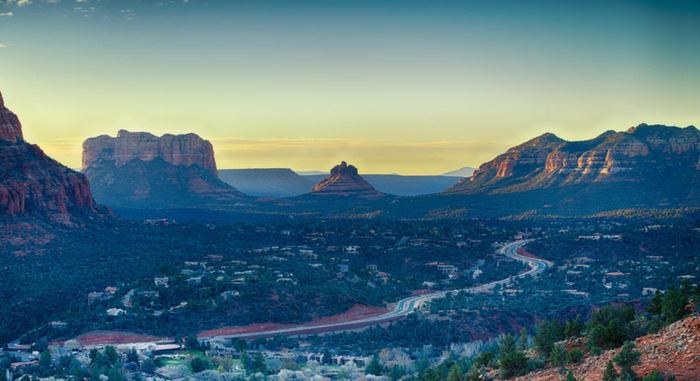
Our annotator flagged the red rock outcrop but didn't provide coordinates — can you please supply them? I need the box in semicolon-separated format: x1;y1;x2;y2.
0;91;23;143
0;91;95;217
310;161;384;198
82;131;248;208
82;130;218;177
444;124;700;195
498;314;700;381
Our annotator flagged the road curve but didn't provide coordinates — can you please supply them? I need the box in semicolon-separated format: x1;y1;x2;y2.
205;240;551;340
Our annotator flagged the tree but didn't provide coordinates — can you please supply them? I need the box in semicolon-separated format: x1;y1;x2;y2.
645;291;664;315
533;319;563;358
39;350;52;369
105;345;119;365
517;327;528;350
474;351;495;368
563;370;578;381
365;354;383;376
32;338;48;353
241;349;251;374
465;365;485;381
126;348;139;365
643;370;664;381
550;344;566;367
323;348;332;364
499;350;528;378
661;286;689;323
140;359;157;374
107;367;126;381
614;341;641;381
566;348;584;364
189;357;209;373
499;333;517;359
447;363;464;381
185;335;201;351
564;315;584;339
602;360;619;381
251;352;267;375
233;338;247;352
387;365;406;381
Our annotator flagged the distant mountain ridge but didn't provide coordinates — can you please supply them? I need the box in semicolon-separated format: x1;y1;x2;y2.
441;166;476;177
218;168;314;198
302;174;459;196
444;124;700;197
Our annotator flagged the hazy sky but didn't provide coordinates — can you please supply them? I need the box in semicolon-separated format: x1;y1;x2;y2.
1;0;699;174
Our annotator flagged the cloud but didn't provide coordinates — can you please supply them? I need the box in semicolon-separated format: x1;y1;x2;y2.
0;12;14;16
0;43;14;48
7;0;64;5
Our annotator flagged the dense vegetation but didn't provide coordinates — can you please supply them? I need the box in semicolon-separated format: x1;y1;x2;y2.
0;216;513;344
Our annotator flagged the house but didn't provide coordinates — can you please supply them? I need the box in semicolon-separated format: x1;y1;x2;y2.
344;245;360;254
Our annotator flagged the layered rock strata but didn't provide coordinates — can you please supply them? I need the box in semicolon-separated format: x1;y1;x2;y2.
445;124;700;195
310;161;385;198
83;130;218;177
0;91;95;215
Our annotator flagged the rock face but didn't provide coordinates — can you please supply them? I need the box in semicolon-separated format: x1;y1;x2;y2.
310;161;384;198
0;91;23;143
0;91;95;217
82;131;248;209
82;130;218;177
444;124;700;195
498;314;700;381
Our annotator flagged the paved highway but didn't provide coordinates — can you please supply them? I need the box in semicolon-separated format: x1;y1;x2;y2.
206;240;551;340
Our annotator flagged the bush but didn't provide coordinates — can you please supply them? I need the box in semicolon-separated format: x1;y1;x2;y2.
566;348;584;364
190;357;209;373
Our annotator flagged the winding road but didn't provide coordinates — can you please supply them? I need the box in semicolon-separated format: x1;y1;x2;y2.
204;240;552;341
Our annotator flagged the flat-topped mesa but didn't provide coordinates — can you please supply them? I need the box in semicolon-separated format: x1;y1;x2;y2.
311;161;384;198
0;91;24;143
82;130;218;177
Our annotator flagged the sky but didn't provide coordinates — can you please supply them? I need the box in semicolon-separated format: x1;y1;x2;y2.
1;0;699;174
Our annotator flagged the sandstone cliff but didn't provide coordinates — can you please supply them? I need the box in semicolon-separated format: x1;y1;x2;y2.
83;130;218;177
82;131;248;209
0;91;23;143
444;124;700;195
310;161;385;198
0;91;95;218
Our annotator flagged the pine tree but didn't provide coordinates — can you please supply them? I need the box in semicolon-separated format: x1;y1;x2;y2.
564;370;578;381
602;360;619;381
446;363;464;381
365;354;383;376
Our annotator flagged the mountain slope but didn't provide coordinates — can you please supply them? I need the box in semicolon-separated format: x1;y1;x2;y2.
218;168;314;198
444;124;700;200
500;314;700;381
